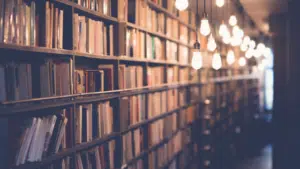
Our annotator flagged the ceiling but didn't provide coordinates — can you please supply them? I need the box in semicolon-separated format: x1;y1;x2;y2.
239;0;288;35
189;0;288;37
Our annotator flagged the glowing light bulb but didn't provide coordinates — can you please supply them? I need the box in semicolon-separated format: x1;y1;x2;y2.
219;23;228;37
212;52;222;70
254;48;261;58
239;57;246;67
257;43;266;55
222;34;231;44
175;0;189;11
216;0;225;7
240;43;248;52
207;34;217;51
192;51;203;70
245;48;254;58
226;50;235;65
200;17;211;36
230;36;242;46
229;15;237;26
249;40;256;49
243;36;250;45
263;47;272;58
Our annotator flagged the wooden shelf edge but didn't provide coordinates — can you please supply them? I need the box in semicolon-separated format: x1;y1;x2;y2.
0;43;73;55
56;0;119;23
126;22;193;48
11;103;201;169
146;0;196;31
0;83;200;115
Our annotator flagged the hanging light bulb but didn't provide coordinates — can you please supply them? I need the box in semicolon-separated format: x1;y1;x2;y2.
216;0;225;7
212;52;222;70
263;47;272;58
254;48;261;58
238;57;246;67
249;40;256;49
240;43;248;52
200;14;211;36
242;36;250;46
229;15;237;26
245;48;254;58
257;43;266;55
226;50;235;65
192;41;202;70
230;36;242;46
207;34;217;51
223;34;231;44
192;51;203;70
219;22;229;37
232;26;243;38
175;0;189;11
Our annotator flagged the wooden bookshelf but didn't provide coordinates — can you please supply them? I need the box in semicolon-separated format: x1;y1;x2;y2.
0;0;260;169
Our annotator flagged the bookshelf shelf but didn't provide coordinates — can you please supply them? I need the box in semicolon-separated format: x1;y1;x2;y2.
75;52;119;60
126;22;193;48
11;101;201;169
57;0;119;23
0;1;260;169
146;0;196;31
0;43;73;56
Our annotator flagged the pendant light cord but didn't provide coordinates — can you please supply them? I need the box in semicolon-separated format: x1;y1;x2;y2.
204;0;206;14
196;0;199;42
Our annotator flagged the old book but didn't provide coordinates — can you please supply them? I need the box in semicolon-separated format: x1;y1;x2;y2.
58;9;64;49
30;1;35;46
98;65;114;91
75;105;83;144
108;25;114;56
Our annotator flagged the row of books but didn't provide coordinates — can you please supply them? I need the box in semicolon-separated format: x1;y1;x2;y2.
120;95;146;130
73;14;114;56
148;129;190;169
76;141;115;169
0;63;196;102
150;0;196;27
125;30;189;63
128;0;192;42
0;60;71;102
179;89;187;107
0;1;65;48
178;45;189;64
1;0;36;45
126;29;165;60
179;68;189;83
43;1;64;48
147;67;164;86
75;0;111;16
12;111;70;166
122;129;143;165
119;65;143;89
75;102;113;144
167;66;178;84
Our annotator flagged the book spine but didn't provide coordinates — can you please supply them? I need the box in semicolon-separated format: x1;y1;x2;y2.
30;1;35;46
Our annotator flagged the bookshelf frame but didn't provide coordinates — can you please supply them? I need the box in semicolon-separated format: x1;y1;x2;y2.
0;0;260;169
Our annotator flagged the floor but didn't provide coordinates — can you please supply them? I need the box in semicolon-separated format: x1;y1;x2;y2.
234;145;272;169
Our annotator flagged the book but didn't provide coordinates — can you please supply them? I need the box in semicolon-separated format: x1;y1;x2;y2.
74;14;114;55
13;113;69;166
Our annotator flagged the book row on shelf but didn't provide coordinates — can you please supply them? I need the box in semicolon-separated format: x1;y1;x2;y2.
8;88;200;167
1;74;259;169
0;0;195;64
0;60;195;102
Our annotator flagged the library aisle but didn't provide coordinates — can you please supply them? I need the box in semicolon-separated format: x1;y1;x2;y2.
1;0;300;169
234;145;272;169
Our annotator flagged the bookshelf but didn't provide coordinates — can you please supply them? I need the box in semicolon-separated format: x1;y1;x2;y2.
0;0;260;169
